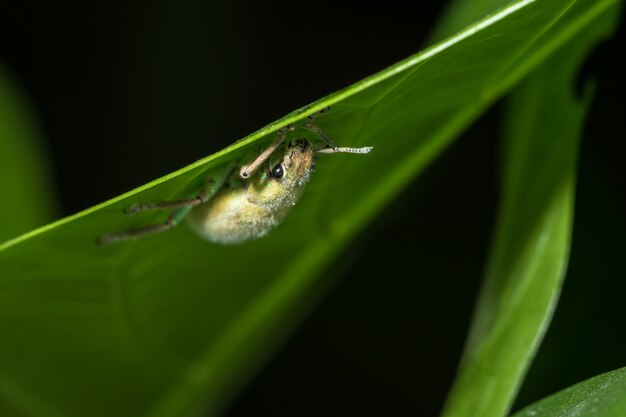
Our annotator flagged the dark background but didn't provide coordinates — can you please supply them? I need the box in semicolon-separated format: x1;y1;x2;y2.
1;1;625;416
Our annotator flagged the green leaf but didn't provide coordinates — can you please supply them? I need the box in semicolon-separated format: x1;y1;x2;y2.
515;156;626;409
0;1;618;416
440;4;622;417
0;64;57;242
512;367;626;417
429;0;512;43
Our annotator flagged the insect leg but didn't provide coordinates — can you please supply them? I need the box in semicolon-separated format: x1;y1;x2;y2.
97;162;236;246
124;162;236;214
302;108;373;155
302;107;339;148
97;209;189;246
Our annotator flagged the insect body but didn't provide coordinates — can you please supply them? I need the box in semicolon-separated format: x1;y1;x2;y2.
187;137;313;244
98;107;372;246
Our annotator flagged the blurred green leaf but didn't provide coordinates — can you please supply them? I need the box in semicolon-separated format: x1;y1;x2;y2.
440;4;621;417
512;367;626;417
0;1;619;416
0;64;56;242
514;156;626;408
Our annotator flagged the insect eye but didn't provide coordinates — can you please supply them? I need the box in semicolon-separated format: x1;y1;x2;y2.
271;165;284;179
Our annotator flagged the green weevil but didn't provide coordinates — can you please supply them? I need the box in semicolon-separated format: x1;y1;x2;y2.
98;107;372;246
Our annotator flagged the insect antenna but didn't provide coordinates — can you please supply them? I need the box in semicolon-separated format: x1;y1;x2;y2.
316;146;373;155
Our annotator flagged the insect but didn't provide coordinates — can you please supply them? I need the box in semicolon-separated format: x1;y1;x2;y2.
98;107;372;246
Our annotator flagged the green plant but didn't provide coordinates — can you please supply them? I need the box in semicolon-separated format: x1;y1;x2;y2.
0;0;623;416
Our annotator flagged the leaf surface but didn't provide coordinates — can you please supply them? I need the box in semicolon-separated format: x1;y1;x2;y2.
0;1;618;416
440;3;622;417
512;367;626;417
